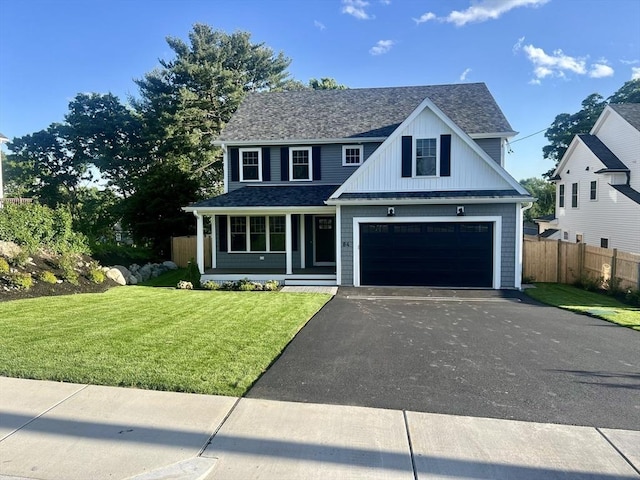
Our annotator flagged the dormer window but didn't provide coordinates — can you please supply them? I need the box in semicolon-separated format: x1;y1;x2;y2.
342;145;363;166
415;138;437;176
240;148;262;182
290;147;312;181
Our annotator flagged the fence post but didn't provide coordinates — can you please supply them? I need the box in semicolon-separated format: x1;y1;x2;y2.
556;240;561;283
579;242;586;280
611;248;617;282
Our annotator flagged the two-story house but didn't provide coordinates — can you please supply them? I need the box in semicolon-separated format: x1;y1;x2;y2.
183;83;533;288
547;103;640;254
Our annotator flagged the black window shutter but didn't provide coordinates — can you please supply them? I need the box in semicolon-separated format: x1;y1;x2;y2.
262;147;271;181
440;134;451;177
280;147;289;181
401;136;412;178
312;146;321;180
230;148;239;182
218;216;227;252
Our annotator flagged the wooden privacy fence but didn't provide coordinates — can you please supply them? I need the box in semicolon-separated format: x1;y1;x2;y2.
171;235;212;269
523;238;640;290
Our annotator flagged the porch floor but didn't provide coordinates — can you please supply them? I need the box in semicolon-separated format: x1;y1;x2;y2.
203;266;336;275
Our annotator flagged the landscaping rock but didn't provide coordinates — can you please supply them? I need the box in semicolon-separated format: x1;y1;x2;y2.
162;261;178;270
106;267;127;286
139;264;153;282
0;241;21;259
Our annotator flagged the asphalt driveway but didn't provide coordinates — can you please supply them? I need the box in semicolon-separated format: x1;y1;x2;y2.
247;287;640;430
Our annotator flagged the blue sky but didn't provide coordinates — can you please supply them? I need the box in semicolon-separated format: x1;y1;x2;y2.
1;0;639;181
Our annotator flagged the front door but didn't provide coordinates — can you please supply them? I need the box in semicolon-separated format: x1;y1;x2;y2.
314;216;336;265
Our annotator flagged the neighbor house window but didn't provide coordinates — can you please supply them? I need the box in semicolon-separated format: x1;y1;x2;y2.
600;238;609;248
342;145;363;166
558;184;565;208
240;148;261;182
228;216;286;252
415;138;437;176
590;180;597;200
290;147;312;181
571;183;578;208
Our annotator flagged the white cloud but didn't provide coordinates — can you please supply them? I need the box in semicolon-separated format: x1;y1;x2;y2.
512;36;525;54
314;20;326;31
342;0;372;20
589;63;614;78
443;0;549;26
620;59;640;65
413;12;436;24
460;68;472;81
380;0;391;4
522;44;586;80
369;39;394;55
632;67;640;80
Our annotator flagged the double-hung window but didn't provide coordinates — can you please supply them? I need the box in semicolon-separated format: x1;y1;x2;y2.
240;148;261;182
558;184;565;208
571;183;579;208
342;145;363;166
228;216;286;252
590;180;597;200
415;138;437;176
290;147;312;181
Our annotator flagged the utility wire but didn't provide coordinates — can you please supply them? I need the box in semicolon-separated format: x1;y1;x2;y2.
509;128;547;144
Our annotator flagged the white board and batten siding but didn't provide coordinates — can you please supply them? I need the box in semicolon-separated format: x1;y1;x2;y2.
340;108;515;194
555;140;640;254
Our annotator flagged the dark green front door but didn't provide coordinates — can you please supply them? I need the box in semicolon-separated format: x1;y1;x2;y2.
314;216;336;265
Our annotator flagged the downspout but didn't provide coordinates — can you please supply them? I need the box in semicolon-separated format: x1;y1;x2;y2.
221;143;229;194
515;202;534;291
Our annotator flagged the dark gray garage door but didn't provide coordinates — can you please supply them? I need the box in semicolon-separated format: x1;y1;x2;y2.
360;222;494;287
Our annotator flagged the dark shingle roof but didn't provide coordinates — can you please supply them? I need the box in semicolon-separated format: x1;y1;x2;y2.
540;228;560;238
579;134;629;171
188;185;340;208
609;103;640;131
611;184;640;205
534;214;556;222
337;189;530;200
217;83;515;142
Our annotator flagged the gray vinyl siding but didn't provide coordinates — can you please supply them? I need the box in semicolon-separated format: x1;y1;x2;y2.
340;203;517;288
473;138;502;165
228;142;381;191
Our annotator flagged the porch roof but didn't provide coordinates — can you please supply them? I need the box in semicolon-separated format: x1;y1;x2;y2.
187;184;341;209
334;189;531;201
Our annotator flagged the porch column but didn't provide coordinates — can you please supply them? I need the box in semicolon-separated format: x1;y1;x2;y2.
285;213;293;274
210;216;217;269
194;211;204;274
300;214;306;269
335;206;342;285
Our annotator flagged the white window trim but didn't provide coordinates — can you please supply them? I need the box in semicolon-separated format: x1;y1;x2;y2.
413;137;439;178
239;148;262;182
227;215;286;253
289;146;313;181
571;182;579;209
342;145;363;166
600;237;609;249
558;184;565;209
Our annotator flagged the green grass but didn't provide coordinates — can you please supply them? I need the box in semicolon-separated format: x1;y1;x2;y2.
139;268;188;287
526;283;640;331
0;287;331;395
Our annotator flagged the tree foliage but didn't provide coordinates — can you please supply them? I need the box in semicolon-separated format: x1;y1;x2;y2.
543;79;640;177
519;177;555;222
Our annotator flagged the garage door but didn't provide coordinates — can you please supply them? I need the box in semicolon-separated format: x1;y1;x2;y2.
360;222;494;287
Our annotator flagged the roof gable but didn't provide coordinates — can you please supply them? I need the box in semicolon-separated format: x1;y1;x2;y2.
578;134;629;171
607;103;640;132
216;83;516;143
330;97;528;199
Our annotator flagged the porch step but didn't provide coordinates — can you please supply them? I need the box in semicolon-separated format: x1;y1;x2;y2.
285;278;337;286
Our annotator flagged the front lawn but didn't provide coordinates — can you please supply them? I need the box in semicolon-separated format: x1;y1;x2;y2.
526;283;640;331
0;287;330;396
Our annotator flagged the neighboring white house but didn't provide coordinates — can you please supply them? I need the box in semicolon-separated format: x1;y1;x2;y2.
548;104;640;254
0;132;9;201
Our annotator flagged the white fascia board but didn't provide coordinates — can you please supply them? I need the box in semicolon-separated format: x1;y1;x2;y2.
553;134;606;178
182;205;335;215
469;131;518;139
326;196;533;206
590;106;614;136
212;137;388;147
330;96;529;200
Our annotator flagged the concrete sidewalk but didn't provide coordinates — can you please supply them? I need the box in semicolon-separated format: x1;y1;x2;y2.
1;377;638;480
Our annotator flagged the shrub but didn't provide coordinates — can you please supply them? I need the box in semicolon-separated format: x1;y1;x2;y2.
624;289;640;307
90;242;153;267
9;250;30;268
264;280;280;291
38;270;58;284
185;258;201;288
176;280;193;290
58;253;80;285
202;280;220;291
0;203;89;255
9;272;33;290
0;257;9;274
87;266;105;284
573;274;603;292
